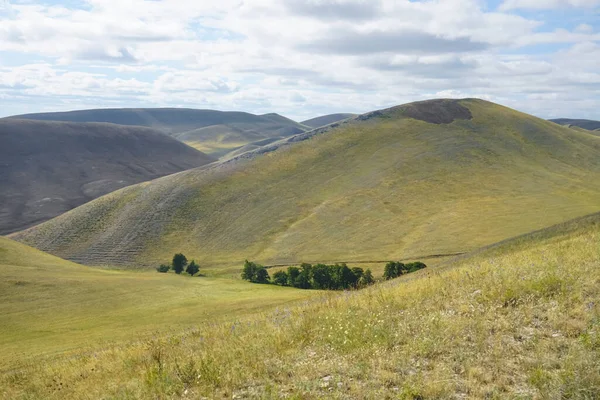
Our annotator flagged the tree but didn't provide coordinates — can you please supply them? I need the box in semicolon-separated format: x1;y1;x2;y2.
312;264;333;290
406;262;427;273
384;262;405;280
241;260;270;283
172;253;188;274
339;263;356;289
351;267;364;288
359;269;374;287
287;267;300;287
186;260;200;276
156;264;170;273
254;267;271;284
272;270;289;286
294;270;311;289
241;260;258;281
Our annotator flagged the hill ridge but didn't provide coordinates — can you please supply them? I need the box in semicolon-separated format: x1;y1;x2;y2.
12;98;600;268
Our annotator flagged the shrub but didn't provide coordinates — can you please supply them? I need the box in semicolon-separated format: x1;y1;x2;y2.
156;264;170;273
272;270;288;286
287;267;300;287
172;253;188;275
360;268;374;287
241;260;270;283
186;260;200;276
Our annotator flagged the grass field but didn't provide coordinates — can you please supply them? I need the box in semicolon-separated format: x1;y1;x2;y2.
2;212;598;399
0;237;315;370
13;99;600;271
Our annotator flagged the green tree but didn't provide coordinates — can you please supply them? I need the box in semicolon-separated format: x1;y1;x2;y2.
287;267;300;287
359;269;374;287
241;260;258;281
294;270;311;289
272;270;289;286
254;267;271;284
186;260;200;276
312;264;333;289
351;267;364;287
156;264;170;273
172;253;188;275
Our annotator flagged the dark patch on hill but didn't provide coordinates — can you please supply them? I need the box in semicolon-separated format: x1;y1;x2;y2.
549;118;600;131
301;113;357;128
397;99;473;124
0;119;214;234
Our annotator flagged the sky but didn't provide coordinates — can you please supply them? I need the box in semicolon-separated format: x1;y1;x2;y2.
0;0;599;121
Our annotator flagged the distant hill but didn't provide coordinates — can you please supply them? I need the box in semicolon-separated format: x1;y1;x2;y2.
0;119;214;234
7;108;310;157
550;118;600;131
301;113;357;128
12;99;600;267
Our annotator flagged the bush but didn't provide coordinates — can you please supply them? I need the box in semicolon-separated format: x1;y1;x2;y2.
272;271;288;286
241;260;270;283
186;260;200;276
359;268;374;287
156;264;170;273
172;253;188;275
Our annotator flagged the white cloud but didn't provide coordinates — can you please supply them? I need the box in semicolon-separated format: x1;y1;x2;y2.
0;0;598;120
500;0;600;10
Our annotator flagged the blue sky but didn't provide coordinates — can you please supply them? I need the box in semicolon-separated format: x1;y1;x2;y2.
0;0;599;121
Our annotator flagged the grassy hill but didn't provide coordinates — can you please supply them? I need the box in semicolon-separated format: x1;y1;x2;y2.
6;108;310;157
2;210;599;398
0;236;314;370
550;118;600;131
301;113;357;128
12;99;600;269
0;119;214;235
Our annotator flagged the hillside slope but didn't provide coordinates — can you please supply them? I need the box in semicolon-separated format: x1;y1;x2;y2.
4;210;599;398
301;113;357;128
6;108;310;157
550;118;600;131
12;99;600;267
0;119;214;234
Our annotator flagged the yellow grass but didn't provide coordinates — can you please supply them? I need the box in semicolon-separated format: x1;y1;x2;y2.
2;213;599;399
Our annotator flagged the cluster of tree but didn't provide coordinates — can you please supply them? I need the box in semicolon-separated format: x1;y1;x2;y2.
241;260;375;290
383;261;426;280
156;253;200;276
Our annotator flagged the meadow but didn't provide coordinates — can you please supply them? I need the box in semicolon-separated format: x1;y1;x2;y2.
2;213;599;399
0;237;315;371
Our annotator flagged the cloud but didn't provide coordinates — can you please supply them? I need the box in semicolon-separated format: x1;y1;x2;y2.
296;29;489;55
500;0;600;10
0;0;599;121
283;0;382;21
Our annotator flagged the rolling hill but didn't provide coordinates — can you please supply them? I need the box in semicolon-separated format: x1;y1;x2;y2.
0;235;314;370
3;209;599;398
0;119;215;235
550;118;600;131
6;108;310;157
11;99;600;268
301;113;357;128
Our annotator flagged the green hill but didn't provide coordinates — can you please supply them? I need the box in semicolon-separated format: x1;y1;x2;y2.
0;236;313;369
12;99;600;269
301;113;357;128
550;118;600;131
3;209;599;398
6;108;310;157
0;119;214;235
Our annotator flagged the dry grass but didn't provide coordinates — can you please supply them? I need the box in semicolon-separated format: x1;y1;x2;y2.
13;99;600;271
3;214;599;399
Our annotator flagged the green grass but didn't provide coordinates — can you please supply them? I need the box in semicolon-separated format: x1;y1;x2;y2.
0;237;315;370
2;212;599;399
13;99;600;271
